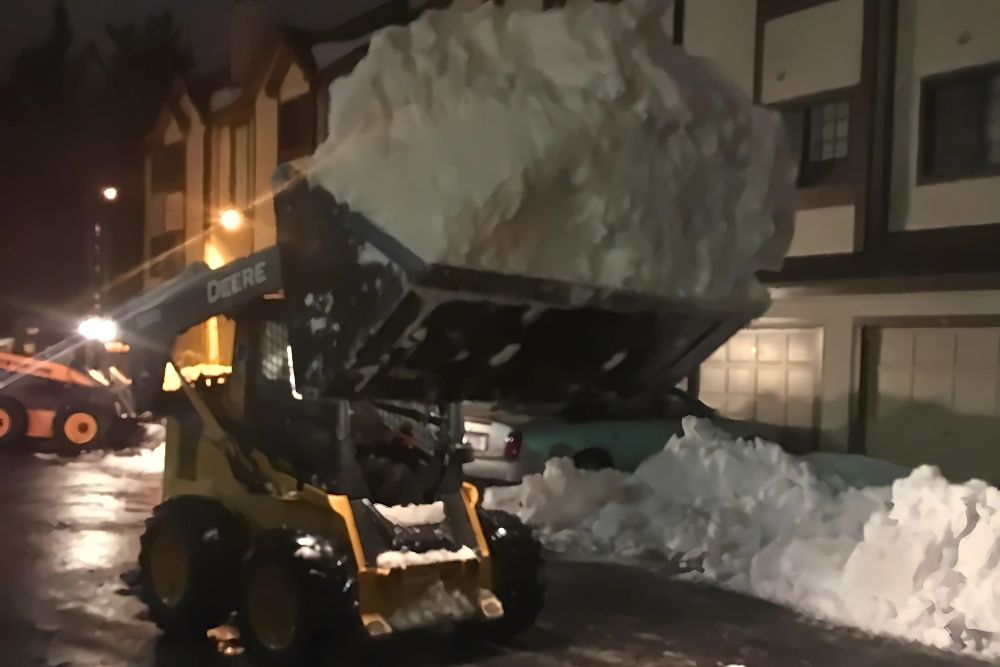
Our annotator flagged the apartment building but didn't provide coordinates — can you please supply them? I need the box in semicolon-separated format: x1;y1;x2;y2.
689;0;1000;482
144;0;1000;480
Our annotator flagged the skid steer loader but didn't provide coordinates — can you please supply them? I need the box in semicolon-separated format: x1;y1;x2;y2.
115;167;763;664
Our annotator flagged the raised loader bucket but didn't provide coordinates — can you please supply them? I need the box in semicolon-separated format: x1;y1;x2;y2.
274;176;765;410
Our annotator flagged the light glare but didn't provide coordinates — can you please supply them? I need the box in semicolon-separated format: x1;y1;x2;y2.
220;208;243;231
78;317;118;343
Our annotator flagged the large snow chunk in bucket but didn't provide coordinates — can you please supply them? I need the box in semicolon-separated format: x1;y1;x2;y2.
274;0;794;407
306;0;794;301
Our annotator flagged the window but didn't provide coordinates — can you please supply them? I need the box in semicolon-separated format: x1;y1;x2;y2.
808;100;850;162
278;95;315;161
921;67;1000;180
781;99;850;186
259;320;290;384
151;143;185;193
255;319;307;400
149;230;185;279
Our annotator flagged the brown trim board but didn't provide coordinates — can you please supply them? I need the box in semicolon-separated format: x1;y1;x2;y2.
762;220;1000;289
768;272;1000;298
857;0;898;253
672;0;685;46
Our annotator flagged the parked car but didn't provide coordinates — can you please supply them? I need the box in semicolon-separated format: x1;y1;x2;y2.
462;414;545;484
462;389;804;484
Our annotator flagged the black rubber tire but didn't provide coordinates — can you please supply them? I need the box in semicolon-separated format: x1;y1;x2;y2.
51;403;110;455
477;509;545;639
0;396;29;446
237;529;360;667
573;447;615;471
137;496;246;636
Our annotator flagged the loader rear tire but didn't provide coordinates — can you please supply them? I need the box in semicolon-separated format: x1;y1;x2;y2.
0;396;28;446
137;496;245;636
237;529;360;667
476;509;545;639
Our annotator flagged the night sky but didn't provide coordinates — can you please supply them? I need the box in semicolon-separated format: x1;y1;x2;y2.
0;0;386;332
0;0;382;77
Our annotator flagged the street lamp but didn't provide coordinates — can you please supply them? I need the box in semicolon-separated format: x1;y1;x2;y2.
101;186;118;202
78;316;119;343
219;207;244;231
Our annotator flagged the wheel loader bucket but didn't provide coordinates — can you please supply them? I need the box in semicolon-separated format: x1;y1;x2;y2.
274;173;765;409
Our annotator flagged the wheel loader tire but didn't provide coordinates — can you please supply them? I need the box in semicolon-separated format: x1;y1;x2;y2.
52;404;109;455
0;396;29;446
137;496;245;636
237;529;359;667
573;447;614;471
477;509;545;639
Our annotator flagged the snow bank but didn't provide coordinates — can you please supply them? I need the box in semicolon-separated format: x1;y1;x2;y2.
34;424;166;475
95;442;165;476
308;0;793;301
485;417;1000;657
374;501;445;526
376;546;478;570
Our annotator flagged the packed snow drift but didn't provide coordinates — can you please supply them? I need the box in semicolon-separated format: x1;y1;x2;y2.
308;0;793;301
485;417;1000;657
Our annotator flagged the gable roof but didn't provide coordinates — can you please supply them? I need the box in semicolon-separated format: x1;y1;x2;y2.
143;78;196;149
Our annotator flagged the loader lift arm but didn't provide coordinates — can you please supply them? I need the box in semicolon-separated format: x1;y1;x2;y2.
114;245;283;414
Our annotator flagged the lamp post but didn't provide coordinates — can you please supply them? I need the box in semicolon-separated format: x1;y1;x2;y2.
93;186;117;314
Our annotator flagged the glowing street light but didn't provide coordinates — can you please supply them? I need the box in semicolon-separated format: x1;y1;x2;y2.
101;186;119;202
219;207;244;231
78;316;119;343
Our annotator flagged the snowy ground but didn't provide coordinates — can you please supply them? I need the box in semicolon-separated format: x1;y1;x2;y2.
0;425;992;666
485;417;1000;660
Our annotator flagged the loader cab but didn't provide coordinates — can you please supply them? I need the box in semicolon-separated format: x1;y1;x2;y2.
230;298;300;421
215;297;468;504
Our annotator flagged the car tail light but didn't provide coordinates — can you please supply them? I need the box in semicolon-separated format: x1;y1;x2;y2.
503;430;523;461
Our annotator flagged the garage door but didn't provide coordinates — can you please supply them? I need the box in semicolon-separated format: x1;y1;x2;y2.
864;327;1000;483
699;328;823;448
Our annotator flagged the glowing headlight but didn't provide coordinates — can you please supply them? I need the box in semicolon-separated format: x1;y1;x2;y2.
78;317;118;342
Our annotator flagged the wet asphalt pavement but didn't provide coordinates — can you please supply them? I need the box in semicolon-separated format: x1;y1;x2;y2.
0;447;994;667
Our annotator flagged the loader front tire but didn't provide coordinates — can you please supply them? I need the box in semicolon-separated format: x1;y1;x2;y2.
0;396;28;446
477;509;545;639
52;404;109;455
237;529;359;667
138;496;245;636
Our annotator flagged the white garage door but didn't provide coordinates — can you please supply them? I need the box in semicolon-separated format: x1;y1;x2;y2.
699;328;823;446
865;327;1000;483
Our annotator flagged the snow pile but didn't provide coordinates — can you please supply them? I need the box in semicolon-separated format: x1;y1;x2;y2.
485;417;1000;657
387;582;479;630
374;500;445;526
377;546;478;570
308;0;793;301
489;457;633;530
94;442;165;476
